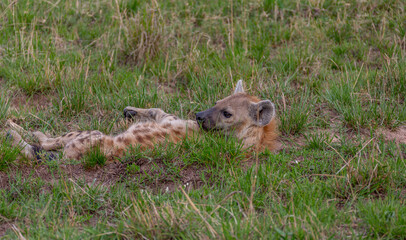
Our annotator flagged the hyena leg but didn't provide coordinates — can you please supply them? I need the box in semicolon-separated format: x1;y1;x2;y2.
123;107;180;123
2;129;59;161
3;130;37;160
5;121;57;160
33;130;103;151
124;106;199;134
15;129;108;160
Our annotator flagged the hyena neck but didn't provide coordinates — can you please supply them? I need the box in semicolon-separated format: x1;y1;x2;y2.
260;118;278;151
237;119;278;151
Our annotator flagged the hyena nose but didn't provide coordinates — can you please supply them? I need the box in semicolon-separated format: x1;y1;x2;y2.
195;112;205;123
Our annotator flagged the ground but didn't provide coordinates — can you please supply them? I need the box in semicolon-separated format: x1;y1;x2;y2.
0;0;405;239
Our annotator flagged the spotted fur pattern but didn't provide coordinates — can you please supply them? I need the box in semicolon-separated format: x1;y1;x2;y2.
28;108;199;160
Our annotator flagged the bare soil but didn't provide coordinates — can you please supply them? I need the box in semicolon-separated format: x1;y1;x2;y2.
10;92;54;111
124;157;206;192
0;158;205;236
0;158;205;193
379;126;406;145
0;223;13;238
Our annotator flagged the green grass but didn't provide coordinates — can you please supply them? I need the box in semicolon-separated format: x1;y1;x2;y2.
357;198;406;238
0;0;405;238
83;147;107;169
0;136;22;171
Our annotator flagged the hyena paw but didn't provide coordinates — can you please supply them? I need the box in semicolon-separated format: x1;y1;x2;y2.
123;107;164;122
123;106;138;121
32;131;49;142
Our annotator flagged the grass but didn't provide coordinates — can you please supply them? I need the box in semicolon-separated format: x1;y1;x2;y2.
0;0;405;238
83;147;107;169
0;136;21;171
0;91;10;124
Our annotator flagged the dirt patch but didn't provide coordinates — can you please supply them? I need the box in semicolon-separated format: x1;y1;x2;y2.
0;222;13;238
0;163;125;190
379;126;406;145
124;157;205;192
366;47;382;69
0;159;206;193
10;92;54;111
0;159;206;237
280;135;306;149
158;83;177;95
60;162;127;186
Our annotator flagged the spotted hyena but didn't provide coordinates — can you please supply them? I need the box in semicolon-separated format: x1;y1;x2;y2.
4;80;278;161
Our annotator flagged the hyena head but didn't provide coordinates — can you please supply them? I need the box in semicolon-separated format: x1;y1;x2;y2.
196;80;276;134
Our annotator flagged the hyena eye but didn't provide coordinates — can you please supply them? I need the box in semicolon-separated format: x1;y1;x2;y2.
223;111;232;118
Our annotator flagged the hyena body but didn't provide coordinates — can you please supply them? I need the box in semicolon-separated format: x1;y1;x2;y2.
7;110;199;160
6;81;278;161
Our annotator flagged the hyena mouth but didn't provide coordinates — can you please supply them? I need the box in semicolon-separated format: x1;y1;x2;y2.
196;120;210;131
197;121;220;132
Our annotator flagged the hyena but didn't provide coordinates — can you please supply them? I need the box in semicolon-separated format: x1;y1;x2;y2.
4;80;278;161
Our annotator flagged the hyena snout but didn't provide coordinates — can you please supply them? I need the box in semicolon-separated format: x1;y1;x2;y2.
195;112;205;123
196;108;217;131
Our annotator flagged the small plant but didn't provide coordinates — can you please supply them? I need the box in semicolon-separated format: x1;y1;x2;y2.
122;144;149;163
279;93;312;135
0;57;57;96
55;78;90;117
304;132;334;150
126;163;141;174
324;81;367;129
82;147;107;169
324;73;406;129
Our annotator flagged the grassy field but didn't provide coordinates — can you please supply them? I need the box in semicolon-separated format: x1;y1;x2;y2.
0;0;405;238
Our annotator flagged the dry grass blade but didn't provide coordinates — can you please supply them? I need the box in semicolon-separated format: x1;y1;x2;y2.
209;191;243;216
179;186;217;237
249;153;259;216
123;2;166;65
335;138;374;175
11;225;26;240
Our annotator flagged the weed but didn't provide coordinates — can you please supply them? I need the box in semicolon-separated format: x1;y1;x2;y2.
126;163;141;174
55;78;91;117
304;132;334;150
279;91;312;135
82;147;107;169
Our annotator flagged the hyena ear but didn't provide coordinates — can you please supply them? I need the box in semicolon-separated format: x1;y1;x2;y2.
249;100;275;126
233;80;245;94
